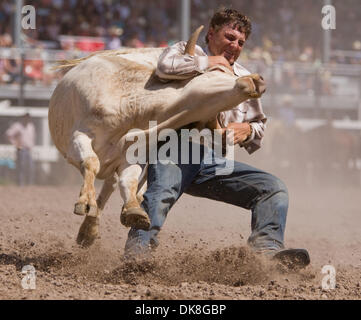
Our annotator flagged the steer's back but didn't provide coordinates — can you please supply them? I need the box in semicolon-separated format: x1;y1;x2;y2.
48;48;164;159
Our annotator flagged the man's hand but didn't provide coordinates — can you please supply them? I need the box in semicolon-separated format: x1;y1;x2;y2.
208;56;233;72
222;122;252;145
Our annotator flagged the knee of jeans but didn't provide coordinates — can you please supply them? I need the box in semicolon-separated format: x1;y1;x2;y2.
265;174;288;196
143;180;182;206
149;164;182;193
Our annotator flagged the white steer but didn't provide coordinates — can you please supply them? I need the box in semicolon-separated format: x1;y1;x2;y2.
48;26;266;247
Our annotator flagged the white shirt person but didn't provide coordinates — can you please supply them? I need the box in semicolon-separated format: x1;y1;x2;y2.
6;113;35;185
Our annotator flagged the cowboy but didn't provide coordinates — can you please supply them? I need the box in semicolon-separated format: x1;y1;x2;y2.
124;8;310;269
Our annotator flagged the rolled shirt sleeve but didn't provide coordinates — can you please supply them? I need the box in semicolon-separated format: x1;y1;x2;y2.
241;98;267;154
242;119;267;154
218;98;267;155
156;41;209;80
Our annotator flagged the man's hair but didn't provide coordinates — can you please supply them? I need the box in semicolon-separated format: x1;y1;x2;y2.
205;8;252;43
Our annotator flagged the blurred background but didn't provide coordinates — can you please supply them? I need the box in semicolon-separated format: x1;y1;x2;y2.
0;0;360;188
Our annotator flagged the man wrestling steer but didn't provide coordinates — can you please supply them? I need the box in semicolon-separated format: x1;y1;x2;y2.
124;8;310;269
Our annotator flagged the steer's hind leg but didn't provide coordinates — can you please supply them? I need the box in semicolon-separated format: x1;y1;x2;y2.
118;164;150;231
77;173;118;247
67;131;100;217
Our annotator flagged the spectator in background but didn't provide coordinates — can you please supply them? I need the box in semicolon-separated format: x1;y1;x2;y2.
0;34;21;84
248;46;273;74
0;59;5;84
24;58;44;83
1;0;360;66
5;113;36;186
299;46;314;63
106;26;123;50
0;35;8;83
279;94;296;127
126;32;145;48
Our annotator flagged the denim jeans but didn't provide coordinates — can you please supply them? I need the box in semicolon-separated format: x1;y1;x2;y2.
16;148;34;186
125;137;288;255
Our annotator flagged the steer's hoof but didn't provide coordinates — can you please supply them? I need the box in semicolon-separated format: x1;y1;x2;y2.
121;207;150;231
76;216;99;248
74;203;88;216
74;203;98;217
86;205;98;218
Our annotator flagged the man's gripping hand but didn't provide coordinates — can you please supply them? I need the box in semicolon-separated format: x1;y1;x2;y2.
222;122;252;145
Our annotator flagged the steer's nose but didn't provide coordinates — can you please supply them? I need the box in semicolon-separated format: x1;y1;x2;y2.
252;74;266;96
236;74;266;98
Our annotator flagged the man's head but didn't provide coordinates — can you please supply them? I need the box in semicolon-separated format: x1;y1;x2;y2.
22;113;31;125
206;9;252;65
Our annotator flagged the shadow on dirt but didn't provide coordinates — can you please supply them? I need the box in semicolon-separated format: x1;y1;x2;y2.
0;251;84;272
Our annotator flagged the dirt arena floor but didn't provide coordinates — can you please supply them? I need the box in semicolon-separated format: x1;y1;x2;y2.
1;161;360;301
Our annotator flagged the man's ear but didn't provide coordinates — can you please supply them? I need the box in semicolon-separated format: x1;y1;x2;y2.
207;27;214;42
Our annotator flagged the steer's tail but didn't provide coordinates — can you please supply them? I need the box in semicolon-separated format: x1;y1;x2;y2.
52;47;163;71
51;52;102;71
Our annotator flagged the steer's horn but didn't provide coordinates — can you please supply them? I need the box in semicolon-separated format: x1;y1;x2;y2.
184;25;204;55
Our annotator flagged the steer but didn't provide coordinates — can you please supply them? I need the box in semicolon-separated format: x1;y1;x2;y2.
48;26;266;247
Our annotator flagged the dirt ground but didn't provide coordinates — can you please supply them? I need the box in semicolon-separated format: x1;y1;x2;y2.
0;167;360;300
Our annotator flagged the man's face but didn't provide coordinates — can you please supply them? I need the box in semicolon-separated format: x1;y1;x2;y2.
22;114;30;125
207;24;246;65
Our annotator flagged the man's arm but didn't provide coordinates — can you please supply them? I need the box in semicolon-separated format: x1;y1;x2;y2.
221;120;266;155
5;123;21;148
241;98;267;154
218;98;267;155
241;120;266;154
156;41;232;80
156;41;208;80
